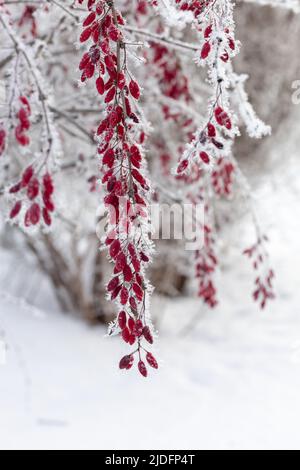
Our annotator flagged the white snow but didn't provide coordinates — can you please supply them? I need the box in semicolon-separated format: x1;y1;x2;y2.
1;151;300;450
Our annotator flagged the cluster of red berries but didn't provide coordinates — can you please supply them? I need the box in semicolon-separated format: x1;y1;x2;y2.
212;157;235;197
119;349;158;377
9;166;55;227
195;222;218;308
243;238;275;309
106;239;150;307
151;44;190;103
176;101;234;175
200;24;236;63
15;96;31;147
176;0;213;16
118;311;153;346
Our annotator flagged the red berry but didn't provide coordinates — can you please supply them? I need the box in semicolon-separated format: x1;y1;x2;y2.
121;327;130;343
43;173;54;196
221;51;229;63
43;208;52;226
138;360;147;377
9;182;21;194
25;203;40;226
123;264;133;282
84;62;95;79
201;42;211;59
43;194;55;212
18;108;30;130
110;239;121;258
79;53;90;71
146;352;158;369
105;87;116;103
103;148;115;167
228;38;235;51
207;123;216;137
200;151;210;164
96;76;105;95
143;326;153;344
10;201;22;219
128;317;135;331
128;334;136;345
119;354;134;370
80;27;92;43
107;276;119;292
131;169;147;188
115;252;126;273
118;311;127;329
27;178;39;200
83;11;96;27
140;252;149;263
111;285;122;301
204;25;213;39
177;159;188;174
120;286;129;305
108;25;120;42
21;166;34;187
129;80;140;100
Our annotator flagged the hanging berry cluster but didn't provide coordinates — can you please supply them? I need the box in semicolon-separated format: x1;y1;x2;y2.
78;0;157;377
151;43;190;103
6;93;56;228
212;157;235;197
159;1;274;310
176;0;238;175
0;11;59;230
9;166;55;228
244;237;275;309
195;212;218;308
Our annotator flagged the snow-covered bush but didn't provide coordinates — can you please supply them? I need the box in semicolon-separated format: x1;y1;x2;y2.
0;0;298;375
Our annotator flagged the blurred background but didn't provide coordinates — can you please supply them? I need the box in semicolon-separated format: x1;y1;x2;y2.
1;2;300;450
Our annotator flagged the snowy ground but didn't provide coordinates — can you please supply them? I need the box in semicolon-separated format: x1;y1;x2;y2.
1;152;300;450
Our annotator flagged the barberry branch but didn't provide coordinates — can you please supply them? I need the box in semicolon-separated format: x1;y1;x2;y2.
77;0;157;376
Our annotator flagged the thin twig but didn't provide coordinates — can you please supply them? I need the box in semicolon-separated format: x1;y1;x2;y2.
124;25;199;52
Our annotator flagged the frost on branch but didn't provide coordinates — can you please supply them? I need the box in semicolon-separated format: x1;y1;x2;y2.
230;71;271;139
